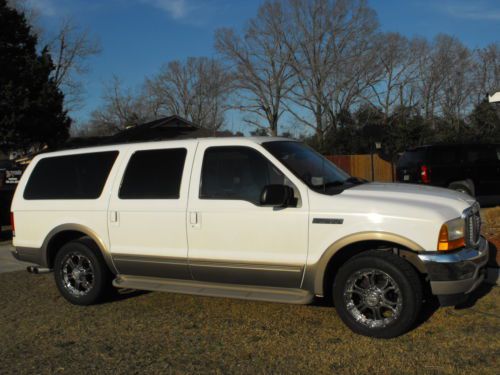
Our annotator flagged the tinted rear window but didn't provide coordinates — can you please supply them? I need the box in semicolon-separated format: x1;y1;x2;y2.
397;149;425;167
119;148;187;199
429;148;460;164
24;151;118;200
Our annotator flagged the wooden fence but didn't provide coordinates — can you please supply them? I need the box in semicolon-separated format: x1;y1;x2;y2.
326;154;395;182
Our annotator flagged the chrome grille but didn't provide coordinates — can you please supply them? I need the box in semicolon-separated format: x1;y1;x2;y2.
463;203;481;247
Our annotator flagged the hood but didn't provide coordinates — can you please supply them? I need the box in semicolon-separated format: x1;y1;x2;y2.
346;182;476;207
310;182;476;223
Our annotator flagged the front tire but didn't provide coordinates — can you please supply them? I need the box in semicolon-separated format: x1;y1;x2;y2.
54;238;113;305
333;251;422;338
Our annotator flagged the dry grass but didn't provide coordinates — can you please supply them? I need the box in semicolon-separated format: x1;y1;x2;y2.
482;207;500;239
482;207;500;266
0;272;499;374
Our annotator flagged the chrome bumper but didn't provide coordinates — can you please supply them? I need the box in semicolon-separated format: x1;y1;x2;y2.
418;236;489;300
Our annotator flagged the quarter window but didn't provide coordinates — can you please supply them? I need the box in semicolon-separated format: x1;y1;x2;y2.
24;151;118;200
119;148;186;199
200;146;286;205
466;146;497;163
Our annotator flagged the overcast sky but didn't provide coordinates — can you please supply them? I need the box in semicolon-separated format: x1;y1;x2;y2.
24;0;500;127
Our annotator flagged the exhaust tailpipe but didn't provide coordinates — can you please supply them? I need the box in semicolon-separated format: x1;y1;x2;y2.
26;266;52;274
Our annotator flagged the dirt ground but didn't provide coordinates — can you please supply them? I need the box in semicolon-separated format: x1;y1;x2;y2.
0;271;498;375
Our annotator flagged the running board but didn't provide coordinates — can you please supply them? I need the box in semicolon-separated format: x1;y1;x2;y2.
113;275;314;304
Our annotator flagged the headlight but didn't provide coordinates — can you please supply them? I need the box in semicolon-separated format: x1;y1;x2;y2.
437;217;465;251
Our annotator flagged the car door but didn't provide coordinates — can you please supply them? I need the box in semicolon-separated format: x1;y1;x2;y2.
108;141;197;279
465;145;500;196
186;142;309;288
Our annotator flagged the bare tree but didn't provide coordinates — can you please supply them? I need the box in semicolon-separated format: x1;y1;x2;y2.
88;76;151;135
365;33;419;124
7;2;100;111
48;18;101;111
436;35;474;126
283;0;379;145
471;43;500;105
215;0;294;136
145;57;232;133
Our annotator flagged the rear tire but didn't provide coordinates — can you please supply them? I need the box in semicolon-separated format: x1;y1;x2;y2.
54;238;114;305
333;251;422;339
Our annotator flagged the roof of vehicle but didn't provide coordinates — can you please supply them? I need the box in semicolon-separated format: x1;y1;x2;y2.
404;143;499;151
33;136;295;159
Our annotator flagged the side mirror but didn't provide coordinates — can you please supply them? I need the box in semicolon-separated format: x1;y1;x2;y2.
260;184;294;207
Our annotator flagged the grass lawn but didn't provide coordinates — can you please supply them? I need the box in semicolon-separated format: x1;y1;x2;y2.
0;271;498;374
482;207;500;266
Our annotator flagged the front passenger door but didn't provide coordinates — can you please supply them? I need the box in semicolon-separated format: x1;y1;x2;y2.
186;144;309;288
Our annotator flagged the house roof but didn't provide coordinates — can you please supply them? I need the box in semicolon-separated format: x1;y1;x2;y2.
109;115;213;143
62;115;235;150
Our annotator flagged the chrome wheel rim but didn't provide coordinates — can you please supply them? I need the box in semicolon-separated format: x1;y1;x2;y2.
343;268;402;328
61;252;95;297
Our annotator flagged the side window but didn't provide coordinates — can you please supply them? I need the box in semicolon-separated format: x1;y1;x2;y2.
466;146;497;164
200;146;286;205
119;148;187;199
24;151;118;200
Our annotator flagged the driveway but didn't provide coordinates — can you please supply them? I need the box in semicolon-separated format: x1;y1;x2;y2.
0;240;34;273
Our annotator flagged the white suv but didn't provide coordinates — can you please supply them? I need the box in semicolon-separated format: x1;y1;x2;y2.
11;137;489;338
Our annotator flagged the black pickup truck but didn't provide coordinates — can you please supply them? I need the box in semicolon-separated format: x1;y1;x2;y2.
396;144;500;206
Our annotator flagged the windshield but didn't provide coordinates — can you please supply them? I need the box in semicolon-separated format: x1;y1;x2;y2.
262;141;362;194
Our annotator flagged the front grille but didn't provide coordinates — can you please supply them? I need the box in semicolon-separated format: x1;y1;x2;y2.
463;202;481;247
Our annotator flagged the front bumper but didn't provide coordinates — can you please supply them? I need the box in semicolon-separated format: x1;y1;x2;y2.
418;236;489;306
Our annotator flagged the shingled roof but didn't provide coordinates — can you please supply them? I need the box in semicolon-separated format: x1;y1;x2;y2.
62;115;234;150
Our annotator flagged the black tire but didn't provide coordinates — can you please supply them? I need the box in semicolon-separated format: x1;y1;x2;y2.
333;250;422;339
54;237;114;305
449;182;473;197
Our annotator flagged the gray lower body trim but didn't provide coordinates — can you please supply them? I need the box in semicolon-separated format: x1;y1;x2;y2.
112;254;191;280
112;254;304;289
113;274;314;304
12;247;45;266
190;259;304;288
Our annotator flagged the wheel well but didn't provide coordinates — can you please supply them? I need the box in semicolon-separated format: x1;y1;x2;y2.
46;230;88;268
321;240;423;299
448;179;475;195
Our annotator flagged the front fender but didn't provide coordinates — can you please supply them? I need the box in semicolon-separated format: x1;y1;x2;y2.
302;231;424;296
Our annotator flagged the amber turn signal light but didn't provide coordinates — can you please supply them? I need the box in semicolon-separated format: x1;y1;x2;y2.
437;224;464;251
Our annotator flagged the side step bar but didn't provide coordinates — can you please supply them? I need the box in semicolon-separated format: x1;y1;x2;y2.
113;275;314;305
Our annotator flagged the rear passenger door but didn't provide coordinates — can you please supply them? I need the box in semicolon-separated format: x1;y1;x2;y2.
108;142;196;279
